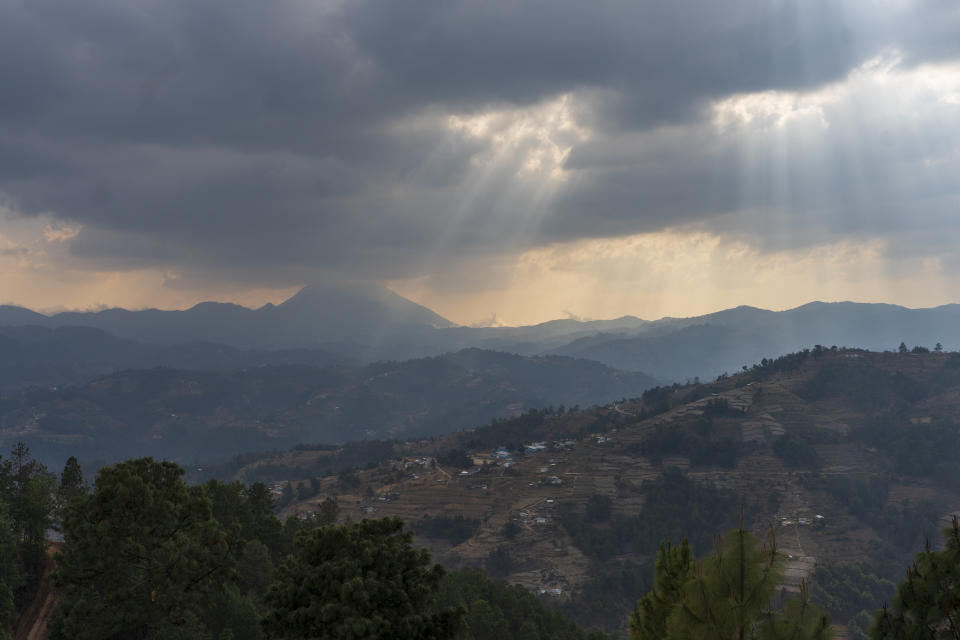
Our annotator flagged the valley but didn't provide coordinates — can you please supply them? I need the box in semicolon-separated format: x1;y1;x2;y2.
249;348;960;635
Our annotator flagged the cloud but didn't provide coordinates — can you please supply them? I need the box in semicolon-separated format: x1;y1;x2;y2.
0;0;958;312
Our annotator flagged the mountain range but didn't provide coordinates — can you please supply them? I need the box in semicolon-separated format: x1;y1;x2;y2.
4;283;960;391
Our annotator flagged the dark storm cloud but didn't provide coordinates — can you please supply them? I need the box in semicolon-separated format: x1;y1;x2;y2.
0;0;958;284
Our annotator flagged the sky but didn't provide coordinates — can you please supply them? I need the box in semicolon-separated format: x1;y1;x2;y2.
1;0;959;326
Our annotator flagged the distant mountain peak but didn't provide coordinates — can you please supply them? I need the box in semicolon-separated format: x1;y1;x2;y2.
281;281;393;305
186;301;251;313
0;305;49;325
277;282;456;329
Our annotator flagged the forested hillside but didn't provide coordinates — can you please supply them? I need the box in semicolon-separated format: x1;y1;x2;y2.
0;349;657;466
261;347;960;637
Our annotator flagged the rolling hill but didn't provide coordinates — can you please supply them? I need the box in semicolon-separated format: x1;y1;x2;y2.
0;325;352;394
251;348;960;636
0;349;658;466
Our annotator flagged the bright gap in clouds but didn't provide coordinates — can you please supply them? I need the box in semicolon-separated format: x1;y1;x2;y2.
392;53;960;326
397;93;590;292
391;232;960;327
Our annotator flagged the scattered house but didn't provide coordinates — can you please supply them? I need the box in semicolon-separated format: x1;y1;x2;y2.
538;466;549;473
549;476;563;486
535;517;548;525
404;457;435;470
524;441;548;454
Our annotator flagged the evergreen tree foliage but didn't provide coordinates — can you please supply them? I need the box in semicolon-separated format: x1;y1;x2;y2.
870;516;960;640
58;456;85;505
667;524;784;640
262;517;462;640
54;458;240;640
484;545;513;579
629;538;695;640
810;562;895;640
0;443;56;613
756;582;832;640
632;516;831;640
200;583;264;640
0;502;19;640
316;497;340;525
237;539;275;606
434;568;606;640
585;494;613;523
204;479;285;559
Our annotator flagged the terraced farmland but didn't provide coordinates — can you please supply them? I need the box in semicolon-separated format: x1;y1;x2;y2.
256;349;960;634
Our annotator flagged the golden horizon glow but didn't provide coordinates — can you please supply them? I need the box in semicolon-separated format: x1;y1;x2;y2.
389;230;960;326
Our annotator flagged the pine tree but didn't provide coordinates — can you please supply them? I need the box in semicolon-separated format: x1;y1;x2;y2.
54;458;239;640
3;443;55;611
756;581;832;640
316;497;340;525
871;516;960;639
262;517;462;639
632;510;832;640
668;524;784;640
0;501;20;640
630;538;695;640
58;456;85;504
